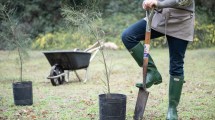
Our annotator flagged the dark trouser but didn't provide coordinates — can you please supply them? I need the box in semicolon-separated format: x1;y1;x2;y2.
121;19;188;76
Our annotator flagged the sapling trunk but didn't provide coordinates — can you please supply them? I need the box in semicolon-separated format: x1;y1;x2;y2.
17;48;23;82
88;25;110;94
99;41;110;94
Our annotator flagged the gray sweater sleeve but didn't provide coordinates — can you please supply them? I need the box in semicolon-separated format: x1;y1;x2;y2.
157;0;193;8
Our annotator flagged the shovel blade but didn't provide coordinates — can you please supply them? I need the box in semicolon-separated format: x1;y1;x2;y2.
133;89;149;120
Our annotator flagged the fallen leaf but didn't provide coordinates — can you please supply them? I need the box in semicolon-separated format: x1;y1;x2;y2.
31;115;36;119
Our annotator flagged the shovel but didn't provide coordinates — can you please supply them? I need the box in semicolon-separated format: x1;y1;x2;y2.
133;8;155;120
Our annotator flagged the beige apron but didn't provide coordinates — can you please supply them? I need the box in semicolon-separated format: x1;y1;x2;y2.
151;8;195;41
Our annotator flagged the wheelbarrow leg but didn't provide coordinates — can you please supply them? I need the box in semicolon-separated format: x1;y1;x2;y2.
65;70;69;82
83;68;89;83
74;70;82;82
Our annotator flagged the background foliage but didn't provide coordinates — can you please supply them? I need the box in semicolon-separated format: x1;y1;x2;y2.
0;0;214;50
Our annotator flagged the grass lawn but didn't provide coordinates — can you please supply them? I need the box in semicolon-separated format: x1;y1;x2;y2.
0;48;215;120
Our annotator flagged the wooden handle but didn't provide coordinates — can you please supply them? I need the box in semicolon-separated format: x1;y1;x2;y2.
145;32;151;44
142;31;151;86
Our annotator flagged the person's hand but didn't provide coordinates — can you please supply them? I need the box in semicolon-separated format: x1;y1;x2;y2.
142;0;157;10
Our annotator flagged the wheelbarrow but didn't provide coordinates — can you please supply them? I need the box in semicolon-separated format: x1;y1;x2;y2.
43;41;103;86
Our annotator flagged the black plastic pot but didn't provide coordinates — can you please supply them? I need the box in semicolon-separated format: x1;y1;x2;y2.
99;93;127;120
12;81;33;106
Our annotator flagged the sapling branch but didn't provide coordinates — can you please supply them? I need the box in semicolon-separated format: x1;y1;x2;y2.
1;4;24;82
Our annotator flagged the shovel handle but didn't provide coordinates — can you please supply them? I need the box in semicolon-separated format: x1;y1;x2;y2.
142;9;155;87
145;8;155;32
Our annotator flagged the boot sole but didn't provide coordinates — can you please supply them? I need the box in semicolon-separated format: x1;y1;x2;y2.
154;80;162;85
146;80;162;88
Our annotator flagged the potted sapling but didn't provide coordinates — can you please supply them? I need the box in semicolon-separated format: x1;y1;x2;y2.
62;5;127;120
0;4;33;106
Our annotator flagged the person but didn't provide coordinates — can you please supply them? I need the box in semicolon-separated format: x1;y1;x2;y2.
121;0;195;119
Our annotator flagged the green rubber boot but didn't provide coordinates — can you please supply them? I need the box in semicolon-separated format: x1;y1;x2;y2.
129;42;162;88
166;76;184;120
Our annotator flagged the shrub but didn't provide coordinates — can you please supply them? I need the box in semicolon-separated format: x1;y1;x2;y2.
32;30;95;50
188;22;215;49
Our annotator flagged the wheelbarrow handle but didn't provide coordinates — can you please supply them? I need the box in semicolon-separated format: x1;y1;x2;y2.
84;40;103;52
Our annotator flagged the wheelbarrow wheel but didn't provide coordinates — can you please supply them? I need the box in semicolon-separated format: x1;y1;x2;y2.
50;65;65;86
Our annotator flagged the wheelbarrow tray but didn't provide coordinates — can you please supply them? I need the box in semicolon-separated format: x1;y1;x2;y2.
43;50;91;70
